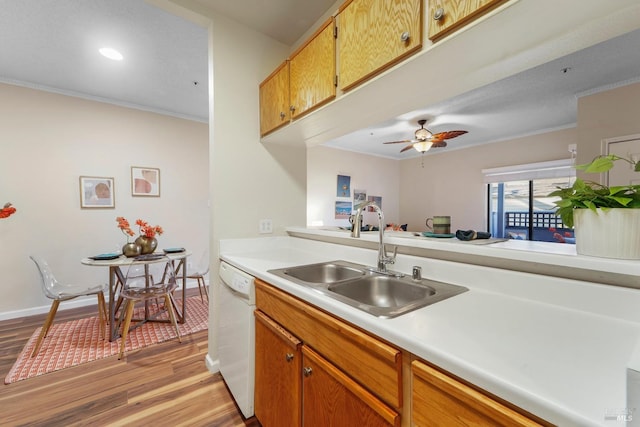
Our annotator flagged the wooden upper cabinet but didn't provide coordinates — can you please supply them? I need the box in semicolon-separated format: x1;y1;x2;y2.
428;0;507;41
337;0;422;91
259;60;290;137
411;360;551;427
289;18;336;119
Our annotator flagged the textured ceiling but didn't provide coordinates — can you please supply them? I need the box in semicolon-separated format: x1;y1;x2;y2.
0;0;209;121
325;27;640;159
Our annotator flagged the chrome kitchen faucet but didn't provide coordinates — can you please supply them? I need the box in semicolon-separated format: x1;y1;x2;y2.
351;201;398;274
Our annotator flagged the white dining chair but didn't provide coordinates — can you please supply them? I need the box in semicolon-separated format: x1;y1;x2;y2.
187;248;209;303
118;255;181;359
29;256;107;357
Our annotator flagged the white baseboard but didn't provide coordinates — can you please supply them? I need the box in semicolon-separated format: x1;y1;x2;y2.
0;279;208;321
205;354;220;374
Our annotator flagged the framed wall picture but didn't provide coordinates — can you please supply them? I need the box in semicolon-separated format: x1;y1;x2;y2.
335;201;352;219
79;176;115;209
131;166;160;197
336;174;351;198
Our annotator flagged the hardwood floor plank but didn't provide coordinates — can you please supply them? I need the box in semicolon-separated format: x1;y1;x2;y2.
0;289;261;426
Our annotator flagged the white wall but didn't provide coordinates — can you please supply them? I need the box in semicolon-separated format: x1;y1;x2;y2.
207;14;307;361
577;81;640;174
399;128;577;232
0;82;209;317
307;146;400;229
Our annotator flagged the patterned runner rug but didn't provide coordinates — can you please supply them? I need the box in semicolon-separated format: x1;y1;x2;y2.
5;297;208;384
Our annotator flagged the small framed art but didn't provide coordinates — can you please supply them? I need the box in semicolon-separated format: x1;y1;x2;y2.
79;176;115;209
131;166;160;197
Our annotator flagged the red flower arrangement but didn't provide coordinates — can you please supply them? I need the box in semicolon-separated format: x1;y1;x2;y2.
116;217;163;240
116;217;135;241
0;203;16;219
136;219;164;238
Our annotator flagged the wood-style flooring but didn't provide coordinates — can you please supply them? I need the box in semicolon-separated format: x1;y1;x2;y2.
0;289;261;426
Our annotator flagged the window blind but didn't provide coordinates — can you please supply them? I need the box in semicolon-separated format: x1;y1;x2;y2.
482;159;575;184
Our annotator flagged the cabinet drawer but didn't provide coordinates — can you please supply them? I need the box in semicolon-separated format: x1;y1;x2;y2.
411;359;552;426
256;279;402;408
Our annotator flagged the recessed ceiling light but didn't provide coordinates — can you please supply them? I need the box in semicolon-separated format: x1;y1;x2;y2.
99;47;123;61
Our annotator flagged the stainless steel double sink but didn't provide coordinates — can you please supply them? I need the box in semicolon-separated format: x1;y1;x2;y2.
268;260;468;318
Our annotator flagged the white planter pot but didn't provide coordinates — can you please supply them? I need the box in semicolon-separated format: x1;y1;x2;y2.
574;208;640;259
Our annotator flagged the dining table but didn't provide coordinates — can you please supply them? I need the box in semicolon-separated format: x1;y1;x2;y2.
81;250;192;341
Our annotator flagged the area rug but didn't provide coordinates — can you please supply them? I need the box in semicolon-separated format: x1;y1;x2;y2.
5;297;208;384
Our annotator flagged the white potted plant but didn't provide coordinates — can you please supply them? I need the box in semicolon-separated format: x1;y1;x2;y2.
550;154;640;259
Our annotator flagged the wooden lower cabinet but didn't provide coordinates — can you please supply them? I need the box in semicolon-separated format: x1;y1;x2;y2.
411;360;551;427
254;303;399;427
254;310;301;427
302;345;399;427
255;279;550;427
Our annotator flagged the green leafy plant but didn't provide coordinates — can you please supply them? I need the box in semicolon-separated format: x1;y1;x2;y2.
550;154;640;228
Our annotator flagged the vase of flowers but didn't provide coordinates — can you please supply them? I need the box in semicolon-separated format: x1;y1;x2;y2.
134;219;163;255
0;202;16;219
116;217;141;257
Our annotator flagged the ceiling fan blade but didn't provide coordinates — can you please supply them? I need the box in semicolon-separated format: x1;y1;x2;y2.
383;139;413;144
431;141;447;148
399;144;415;153
430;130;468;141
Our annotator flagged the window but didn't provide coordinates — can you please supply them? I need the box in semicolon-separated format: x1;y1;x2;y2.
483;160;575;243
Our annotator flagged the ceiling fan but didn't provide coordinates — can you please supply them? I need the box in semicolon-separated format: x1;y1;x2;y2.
383;119;468;153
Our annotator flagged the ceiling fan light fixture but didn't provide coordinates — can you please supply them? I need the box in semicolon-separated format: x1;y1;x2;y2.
99;47;123;61
414;127;431;140
413;141;433;152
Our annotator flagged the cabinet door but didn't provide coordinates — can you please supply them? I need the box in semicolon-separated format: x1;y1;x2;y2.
256;279;402;409
338;0;422;91
428;0;507;41
289;18;336;119
259;61;290;136
411;360;548;427
255;310;302;427
302;346;400;427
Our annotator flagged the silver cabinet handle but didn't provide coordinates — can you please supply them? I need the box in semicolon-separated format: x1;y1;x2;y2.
286;353;294;362
400;31;410;42
303;367;313;377
279;111;285;120
434;7;445;20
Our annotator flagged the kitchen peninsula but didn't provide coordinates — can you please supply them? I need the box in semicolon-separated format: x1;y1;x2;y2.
220;229;640;426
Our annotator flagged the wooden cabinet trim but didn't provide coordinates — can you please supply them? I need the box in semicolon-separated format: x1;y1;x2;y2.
259;60;289;88
303;345;400;427
411;359;552;426
256;279;402;408
290;17;335;59
255;310;301;350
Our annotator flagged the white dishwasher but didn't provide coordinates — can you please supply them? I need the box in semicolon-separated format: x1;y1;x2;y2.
218;260;256;418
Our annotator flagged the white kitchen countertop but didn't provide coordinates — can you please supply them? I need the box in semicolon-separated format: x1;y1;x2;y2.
219;235;640;427
286;226;640;283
